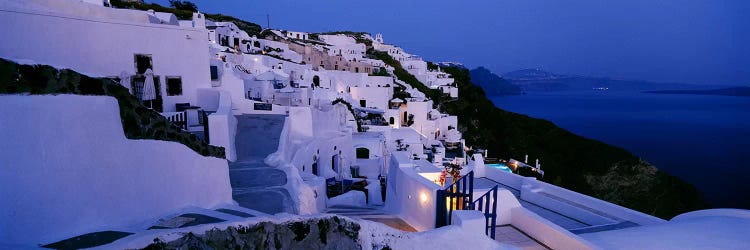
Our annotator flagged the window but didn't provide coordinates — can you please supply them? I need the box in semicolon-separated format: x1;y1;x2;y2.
210;66;219;80
389;117;395;125
356;148;370;159
359;99;366;107
134;54;152;74
166;76;183;96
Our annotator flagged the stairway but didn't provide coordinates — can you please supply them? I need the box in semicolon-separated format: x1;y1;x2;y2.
229;114;295;214
326;205;418;232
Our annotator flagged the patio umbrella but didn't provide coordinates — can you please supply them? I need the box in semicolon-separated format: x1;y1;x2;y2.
118;71;132;94
142;69;157;102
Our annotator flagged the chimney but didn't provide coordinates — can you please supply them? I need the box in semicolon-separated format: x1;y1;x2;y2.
524;154;528;164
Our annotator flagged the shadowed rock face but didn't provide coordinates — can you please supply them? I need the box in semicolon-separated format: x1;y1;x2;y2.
141;217;361;250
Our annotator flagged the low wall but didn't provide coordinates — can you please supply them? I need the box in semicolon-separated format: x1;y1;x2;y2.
522;179;664;226
672;209;750;222
521;182;615;226
264;106;355;214
234;99;289;115
512;207;597;250
0;95;232;246
384;152;441;231
485;185;595;248
202;89;238;161
476;158;664;226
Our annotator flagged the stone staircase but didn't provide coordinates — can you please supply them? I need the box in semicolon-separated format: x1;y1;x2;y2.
326;205;418;232
230;114;295;214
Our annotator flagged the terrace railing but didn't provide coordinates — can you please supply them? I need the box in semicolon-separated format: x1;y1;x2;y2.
435;171;474;227
472;185;499;239
161;111;188;130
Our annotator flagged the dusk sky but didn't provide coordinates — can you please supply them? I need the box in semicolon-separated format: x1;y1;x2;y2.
153;0;749;86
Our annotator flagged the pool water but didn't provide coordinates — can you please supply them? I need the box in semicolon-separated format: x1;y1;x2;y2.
486;163;512;173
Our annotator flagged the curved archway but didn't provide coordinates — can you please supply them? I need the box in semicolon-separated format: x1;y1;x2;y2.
313;75;320;87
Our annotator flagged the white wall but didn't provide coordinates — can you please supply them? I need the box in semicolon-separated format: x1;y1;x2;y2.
350;86;392;110
0;95;232;246
511;207;597;250
385;152;442;231
488;184;596;249
202;89;238;161
0;3;212;112
406;100;432;135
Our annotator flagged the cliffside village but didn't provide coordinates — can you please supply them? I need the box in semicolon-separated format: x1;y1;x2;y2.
1;1;748;249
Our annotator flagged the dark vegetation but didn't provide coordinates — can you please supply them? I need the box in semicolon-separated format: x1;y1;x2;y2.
369;51;446;107
0;58;225;158
167;0;197;12
362;42;705;218
110;0;263;36
438;66;706;218
332;98;364;132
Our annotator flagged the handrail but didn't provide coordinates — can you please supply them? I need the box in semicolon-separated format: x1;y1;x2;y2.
234;64;250;74
473;185;499;239
161;111;187;130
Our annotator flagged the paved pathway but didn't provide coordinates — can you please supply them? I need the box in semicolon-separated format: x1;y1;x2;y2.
326;205;418;232
230;114;295;214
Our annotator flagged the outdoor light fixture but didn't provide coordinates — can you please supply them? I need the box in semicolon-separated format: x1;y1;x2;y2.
419;192;428;203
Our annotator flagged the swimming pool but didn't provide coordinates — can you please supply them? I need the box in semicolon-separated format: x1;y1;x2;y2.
486;163;512;173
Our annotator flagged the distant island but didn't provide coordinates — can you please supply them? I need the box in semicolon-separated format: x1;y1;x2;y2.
644;87;750;97
502;68;727;92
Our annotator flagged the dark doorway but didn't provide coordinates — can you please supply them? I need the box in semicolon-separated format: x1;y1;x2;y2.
312;156;319;176
313;75;320;87
131;75;163;112
356;148;370;159
332;154;339;173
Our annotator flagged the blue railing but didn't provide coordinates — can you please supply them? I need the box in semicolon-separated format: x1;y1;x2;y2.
435;171;474;227
472;185;499;239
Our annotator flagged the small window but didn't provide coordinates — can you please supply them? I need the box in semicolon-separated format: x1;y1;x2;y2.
359;99;366;107
166;77;183;96
134;54;152;74
210;66;219;80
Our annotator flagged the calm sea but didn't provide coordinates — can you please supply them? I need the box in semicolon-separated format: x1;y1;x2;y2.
491;90;750;209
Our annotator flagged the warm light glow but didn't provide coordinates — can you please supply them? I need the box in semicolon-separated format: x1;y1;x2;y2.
419;192;428;203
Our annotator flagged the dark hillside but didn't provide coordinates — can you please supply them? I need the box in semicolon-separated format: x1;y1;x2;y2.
441;66;706;218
